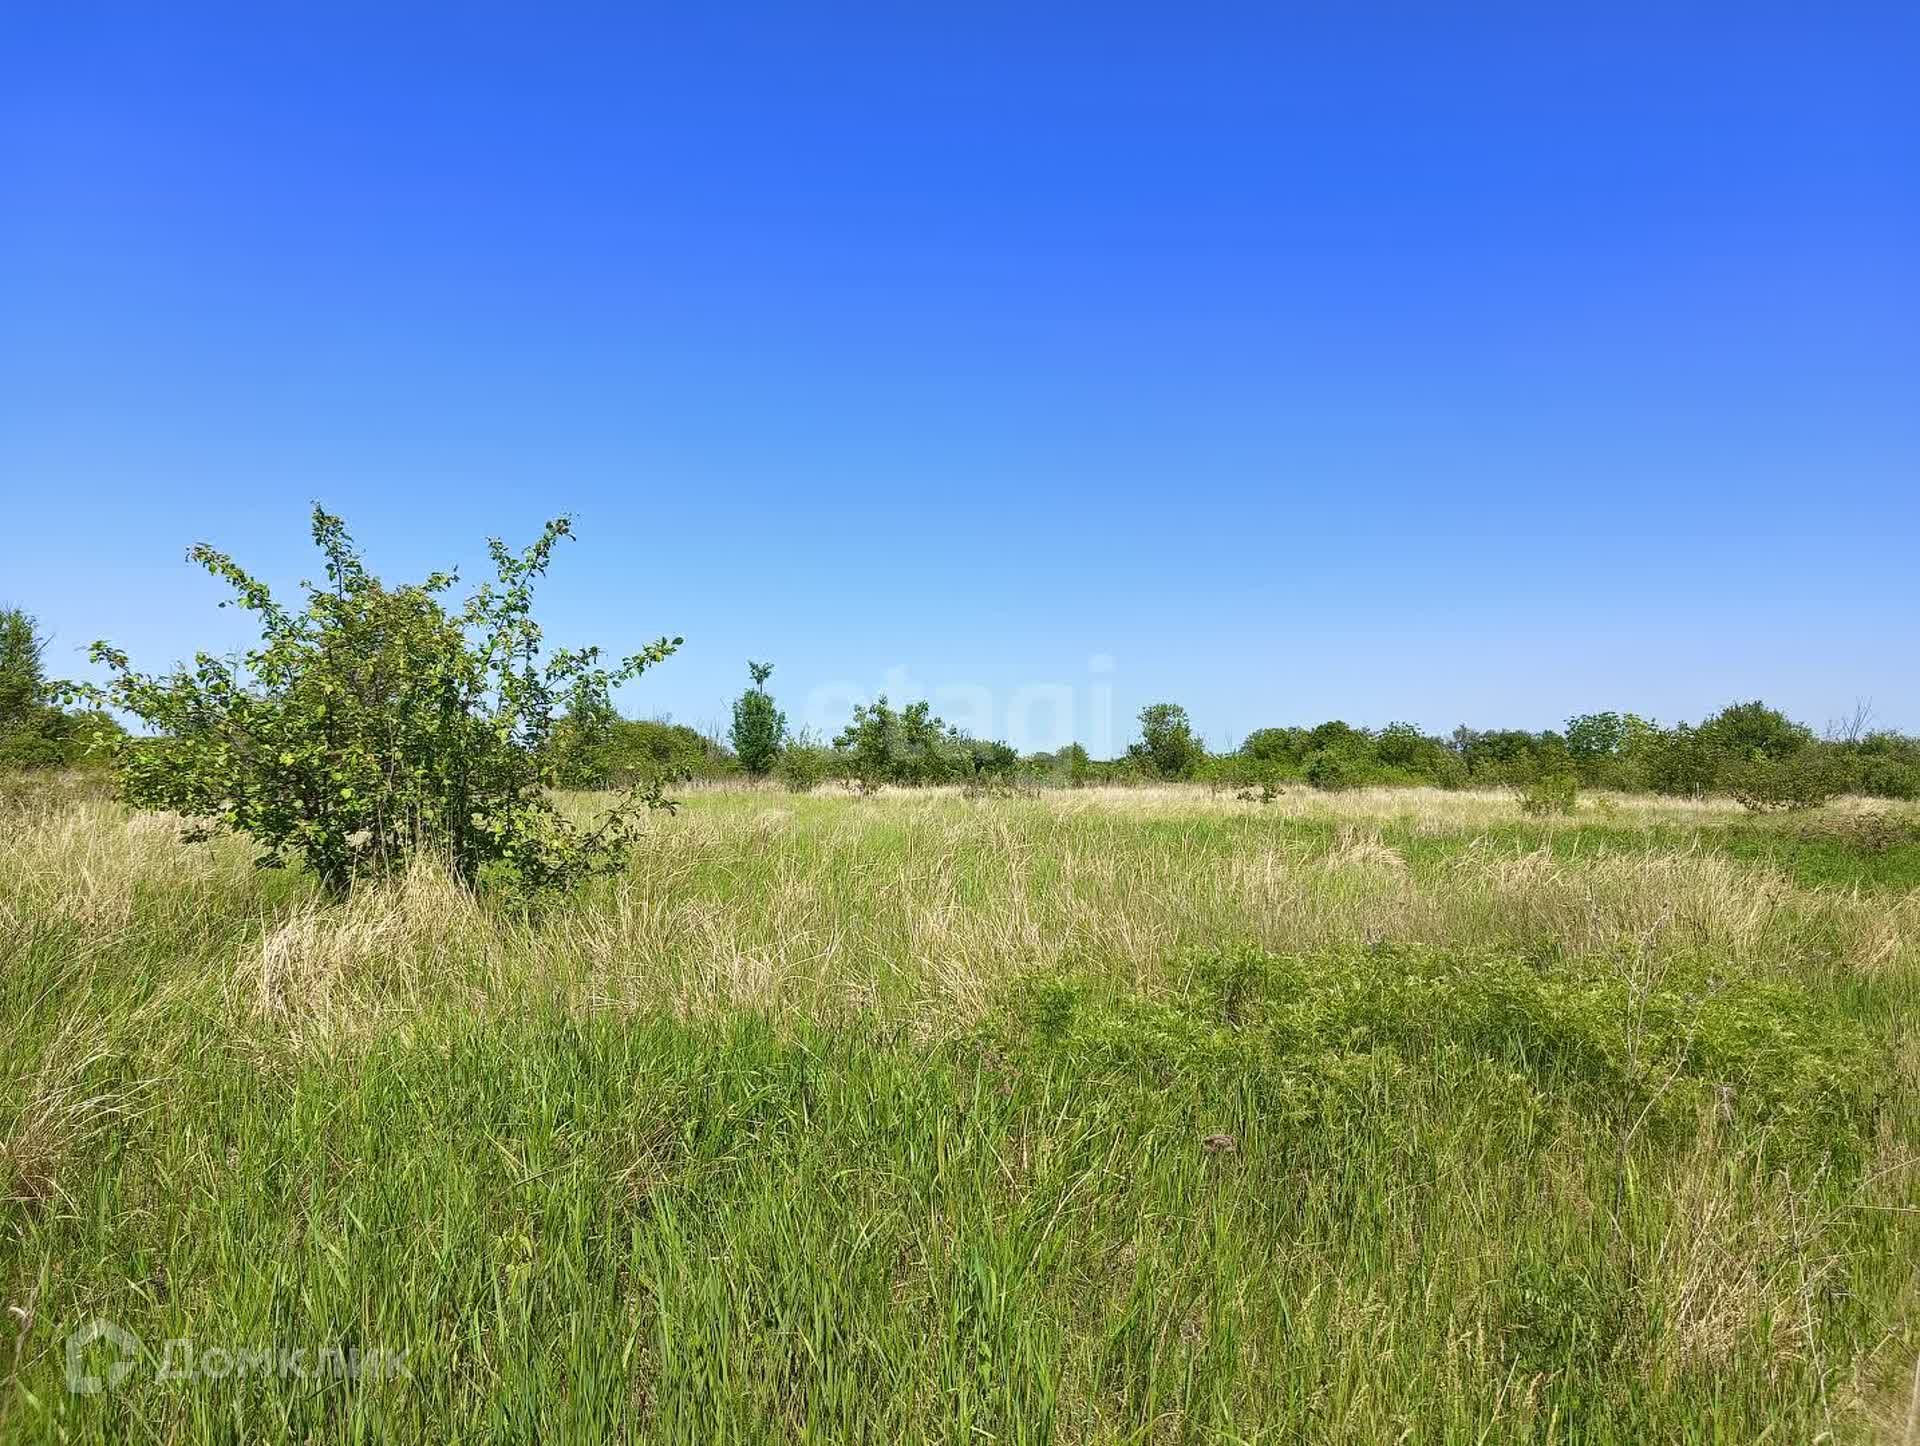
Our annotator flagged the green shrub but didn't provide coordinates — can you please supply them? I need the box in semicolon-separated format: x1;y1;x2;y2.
1638;724;1725;798
83;507;681;897
1726;752;1846;813
1840;750;1920;801
777;737;831;793
1126;702;1203;780
604;717;735;786
1517;771;1579;816
833;696;960;791
1304;746;1366;792
729;661;787;777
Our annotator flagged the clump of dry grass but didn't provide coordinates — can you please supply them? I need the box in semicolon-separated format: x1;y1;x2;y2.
0;1021;145;1212
1640;1138;1841;1381
0;799;235;946
1322;823;1407;874
237;854;503;1046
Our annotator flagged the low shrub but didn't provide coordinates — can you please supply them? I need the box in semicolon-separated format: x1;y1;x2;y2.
1304;747;1365;792
81;507;682;897
777;741;832;794
1726;753;1846;813
1517;771;1579;816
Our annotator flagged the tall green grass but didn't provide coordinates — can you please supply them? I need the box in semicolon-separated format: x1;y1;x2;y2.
3;785;1916;1441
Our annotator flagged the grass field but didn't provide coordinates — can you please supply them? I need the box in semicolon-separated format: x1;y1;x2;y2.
3;780;1918;1442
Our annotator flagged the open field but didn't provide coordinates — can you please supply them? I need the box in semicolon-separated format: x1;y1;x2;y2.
4;781;1919;1441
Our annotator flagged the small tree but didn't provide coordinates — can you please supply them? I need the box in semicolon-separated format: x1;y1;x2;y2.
729;660;787;777
547;674;621;788
1059;741;1092;787
1697;700;1812;760
0;608;46;731
832;695;958;791
1127;702;1203;780
776;728;831;793
0;608;61;769
84;507;680;897
0;607;118;770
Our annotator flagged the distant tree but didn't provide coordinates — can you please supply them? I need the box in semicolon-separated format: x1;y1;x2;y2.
1241;727;1308;766
729;660;787;776
1451;726;1554;781
1308;720;1363;753
1128;702;1203;779
1059;741;1092;786
1373;721;1427;769
0;607;46;731
1304;746;1364;792
0;607;119;769
1697;700;1811;760
80;507;680;896
548;674;621;788
833;695;958;791
1565;712;1627;760
958;738;1019;779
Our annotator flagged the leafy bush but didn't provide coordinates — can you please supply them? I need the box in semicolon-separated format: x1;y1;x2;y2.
729;661;786;777
833;695;967;791
777;734;831;793
1127;702;1203;780
1726;752;1845;813
0;606;122;770
956;737;1019;782
602;718;735;786
1637;723;1724;798
84;507;681;897
1236;769;1283;804
1304;746;1366;792
1517;770;1580;816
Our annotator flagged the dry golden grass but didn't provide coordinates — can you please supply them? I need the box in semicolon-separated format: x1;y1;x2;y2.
4;787;1914;1044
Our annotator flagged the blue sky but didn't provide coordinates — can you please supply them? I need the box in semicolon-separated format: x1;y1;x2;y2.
3;3;1915;752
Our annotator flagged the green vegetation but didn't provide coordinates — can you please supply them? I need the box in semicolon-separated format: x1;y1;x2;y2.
4;507;1919;1440
729;661;786;778
1182;702;1920;806
1126;702;1203;780
76;509;681;896
2;786;1916;1441
0;608;121;772
833;695;964;792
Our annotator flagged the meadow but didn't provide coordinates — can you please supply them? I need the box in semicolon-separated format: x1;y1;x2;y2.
3;779;1918;1442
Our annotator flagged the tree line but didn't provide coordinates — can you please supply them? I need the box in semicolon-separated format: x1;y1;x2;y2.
2;508;1914;899
601;680;1915;813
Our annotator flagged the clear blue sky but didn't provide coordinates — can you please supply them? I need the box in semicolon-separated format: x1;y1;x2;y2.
4;3;1916;752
